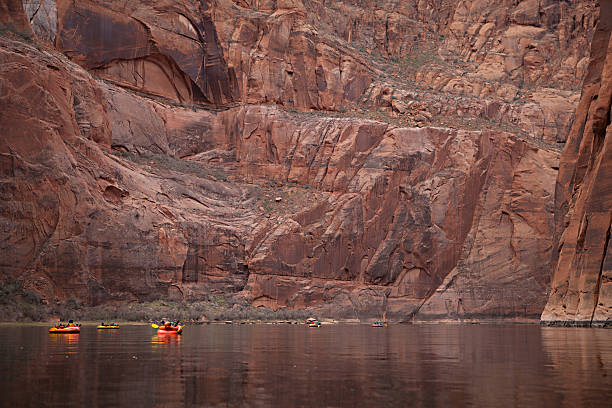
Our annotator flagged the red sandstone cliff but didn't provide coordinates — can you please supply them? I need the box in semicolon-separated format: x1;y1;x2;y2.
23;0;596;144
0;0;33;37
542;1;612;325
0;1;606;322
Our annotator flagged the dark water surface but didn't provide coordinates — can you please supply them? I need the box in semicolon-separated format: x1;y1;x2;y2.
0;324;610;407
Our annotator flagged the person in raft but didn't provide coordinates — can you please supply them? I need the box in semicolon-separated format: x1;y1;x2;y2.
160;320;179;330
67;320;76;327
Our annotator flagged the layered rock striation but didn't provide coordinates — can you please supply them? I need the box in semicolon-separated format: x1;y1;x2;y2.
542;2;612;326
53;0;237;105
0;1;607;322
0;37;252;302
23;0;598;143
0;32;557;319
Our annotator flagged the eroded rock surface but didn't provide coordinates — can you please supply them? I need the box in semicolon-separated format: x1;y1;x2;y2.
0;37;250;303
0;1;606;322
22;0;56;44
20;0;599;145
54;0;237;105
0;34;558;319
1;0;34;37
542;2;612;325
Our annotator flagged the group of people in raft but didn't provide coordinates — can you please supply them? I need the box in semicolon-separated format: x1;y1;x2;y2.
55;320;79;329
156;320;183;333
51;319;386;332
49;320;183;333
48;320;82;333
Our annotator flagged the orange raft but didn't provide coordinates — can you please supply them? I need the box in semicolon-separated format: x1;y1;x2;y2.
156;325;184;335
371;321;388;327
96;325;120;330
49;326;81;333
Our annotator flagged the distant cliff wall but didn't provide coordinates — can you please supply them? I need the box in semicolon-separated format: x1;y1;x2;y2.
0;1;606;322
542;1;612;326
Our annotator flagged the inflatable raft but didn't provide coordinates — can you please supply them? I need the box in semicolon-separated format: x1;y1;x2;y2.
49;326;80;333
156;325;184;335
96;325;119;330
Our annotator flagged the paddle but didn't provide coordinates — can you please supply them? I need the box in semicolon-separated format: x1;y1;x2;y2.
151;323;159;328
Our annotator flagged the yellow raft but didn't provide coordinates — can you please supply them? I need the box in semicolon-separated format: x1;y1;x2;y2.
49;326;80;333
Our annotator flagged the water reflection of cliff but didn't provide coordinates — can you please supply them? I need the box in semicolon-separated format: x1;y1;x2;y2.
150;334;185;406
3;327;86;406
2;325;612;407
177;326;250;407
218;325;466;406
541;328;612;407
204;325;612;407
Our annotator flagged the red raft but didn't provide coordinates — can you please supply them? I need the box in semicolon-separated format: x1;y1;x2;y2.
156;325;184;335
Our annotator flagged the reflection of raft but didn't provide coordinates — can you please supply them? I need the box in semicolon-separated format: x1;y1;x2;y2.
96;325;119;330
49;326;80;333
157;325;184;335
371;321;388;327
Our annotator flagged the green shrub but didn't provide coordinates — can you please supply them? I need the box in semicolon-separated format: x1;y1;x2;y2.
112;151;230;181
63;295;82;309
23;290;41;305
22;304;46;321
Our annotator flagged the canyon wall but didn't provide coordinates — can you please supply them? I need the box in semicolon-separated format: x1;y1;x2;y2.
0;40;556;319
23;0;597;143
542;1;612;326
0;1;606;322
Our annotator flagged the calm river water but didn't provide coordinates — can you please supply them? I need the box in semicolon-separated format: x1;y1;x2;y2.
0;324;610;407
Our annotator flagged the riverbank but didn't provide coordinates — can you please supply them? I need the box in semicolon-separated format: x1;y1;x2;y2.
4;280;605;326
0;299;314;324
0;296;314;324
0;278;316;323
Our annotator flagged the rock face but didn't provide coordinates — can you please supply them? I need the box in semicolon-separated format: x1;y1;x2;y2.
0;31;557;319
55;0;237;105
1;0;34;37
415;144;557;320
542;2;612;325
0;37;251;302
300;0;596;143
23;1;56;44
0;1;606;322
26;0;597;144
